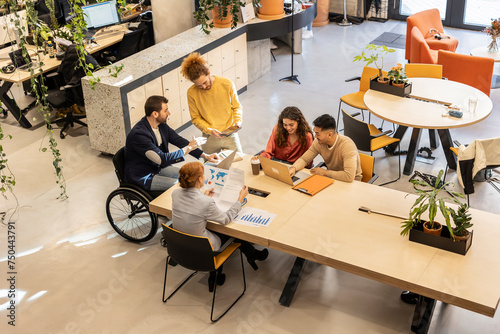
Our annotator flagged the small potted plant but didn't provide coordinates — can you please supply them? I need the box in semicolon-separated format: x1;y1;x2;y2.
387;63;408;88
400;170;465;238
449;203;473;242
353;44;395;84
194;0;261;35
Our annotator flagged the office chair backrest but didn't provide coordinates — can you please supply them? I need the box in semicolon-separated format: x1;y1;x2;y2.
437;50;494;97
162;224;216;272
113;147;126;185
116;28;145;60
342;109;372;152
405;64;442;79
359;153;375;183
359;67;381;92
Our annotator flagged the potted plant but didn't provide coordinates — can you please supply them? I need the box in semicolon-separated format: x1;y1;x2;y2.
194;0;261;35
400;170;465;238
353;44;395;84
449;203;473;242
387;63;408;88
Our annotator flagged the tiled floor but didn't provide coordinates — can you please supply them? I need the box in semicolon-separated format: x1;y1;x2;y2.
1;19;499;333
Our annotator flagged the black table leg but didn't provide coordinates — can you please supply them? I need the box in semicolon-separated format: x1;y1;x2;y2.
438;129;457;170
386;125;408;153
403;128;423;175
279;257;306;307
428;129;439;149
411;295;436;334
0;81;32;129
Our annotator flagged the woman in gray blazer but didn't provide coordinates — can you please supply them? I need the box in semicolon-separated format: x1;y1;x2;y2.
172;162;268;291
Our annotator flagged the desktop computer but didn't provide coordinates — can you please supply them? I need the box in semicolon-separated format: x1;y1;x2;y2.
82;0;120;37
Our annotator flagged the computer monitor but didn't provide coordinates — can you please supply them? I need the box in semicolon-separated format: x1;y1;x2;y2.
82;0;120;30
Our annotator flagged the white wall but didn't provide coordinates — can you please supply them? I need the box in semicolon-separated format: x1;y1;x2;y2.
151;0;197;43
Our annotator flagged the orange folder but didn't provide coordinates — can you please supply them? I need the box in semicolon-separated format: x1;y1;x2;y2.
292;174;334;196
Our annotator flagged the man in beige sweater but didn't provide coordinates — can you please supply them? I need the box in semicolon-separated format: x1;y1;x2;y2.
289;114;362;182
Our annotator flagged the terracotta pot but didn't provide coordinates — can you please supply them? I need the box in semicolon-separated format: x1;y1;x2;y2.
423;221;442;236
258;0;285;20
213;6;232;28
452;230;470;242
313;0;330;27
377;77;390;85
392;82;405;88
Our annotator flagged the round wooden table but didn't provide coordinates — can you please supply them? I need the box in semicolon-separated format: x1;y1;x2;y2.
470;47;500;62
364;78;493;175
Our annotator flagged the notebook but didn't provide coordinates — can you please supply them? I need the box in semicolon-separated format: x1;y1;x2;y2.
292;174;334;196
259;156;309;186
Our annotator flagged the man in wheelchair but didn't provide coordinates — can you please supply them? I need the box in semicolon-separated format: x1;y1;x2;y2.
124;95;220;192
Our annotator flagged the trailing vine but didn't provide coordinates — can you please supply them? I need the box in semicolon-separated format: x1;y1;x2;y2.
0;0;129;202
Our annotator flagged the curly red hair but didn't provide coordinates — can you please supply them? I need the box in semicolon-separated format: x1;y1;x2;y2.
180;52;209;82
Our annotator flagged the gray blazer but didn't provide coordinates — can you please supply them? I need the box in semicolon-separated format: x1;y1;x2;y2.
171;187;242;250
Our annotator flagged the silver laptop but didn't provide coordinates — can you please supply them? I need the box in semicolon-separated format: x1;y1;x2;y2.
205;150;236;170
259;156;309;186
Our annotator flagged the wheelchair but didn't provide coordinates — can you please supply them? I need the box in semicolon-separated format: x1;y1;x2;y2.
105;147;164;242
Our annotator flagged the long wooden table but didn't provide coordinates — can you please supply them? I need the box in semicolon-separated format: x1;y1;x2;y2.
0;28;125;128
149;155;500;333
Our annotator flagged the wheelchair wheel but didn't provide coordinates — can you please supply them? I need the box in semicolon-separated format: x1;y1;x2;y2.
106;187;158;242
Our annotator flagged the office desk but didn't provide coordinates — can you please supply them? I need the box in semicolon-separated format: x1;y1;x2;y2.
149;154;500;333
364;78;493;175
0;32;124;128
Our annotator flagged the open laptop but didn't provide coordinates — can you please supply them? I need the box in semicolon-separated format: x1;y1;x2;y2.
259;156;309;186
205;150;236;170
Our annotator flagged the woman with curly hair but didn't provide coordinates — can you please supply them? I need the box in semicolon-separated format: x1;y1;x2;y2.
254;106;314;167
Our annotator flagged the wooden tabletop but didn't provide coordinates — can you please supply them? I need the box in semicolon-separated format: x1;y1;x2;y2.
364;78;493;129
148;154;500;317
0;31;124;84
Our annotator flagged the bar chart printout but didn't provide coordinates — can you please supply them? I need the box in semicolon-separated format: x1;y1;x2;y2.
234;207;276;227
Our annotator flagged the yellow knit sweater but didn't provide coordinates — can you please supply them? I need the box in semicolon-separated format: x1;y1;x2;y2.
187;76;242;135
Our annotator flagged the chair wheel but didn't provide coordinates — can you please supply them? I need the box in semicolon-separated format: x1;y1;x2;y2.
106;187;157;242
60;131;65;139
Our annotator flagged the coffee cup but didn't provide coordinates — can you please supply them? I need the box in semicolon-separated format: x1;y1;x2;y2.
251;159;260;175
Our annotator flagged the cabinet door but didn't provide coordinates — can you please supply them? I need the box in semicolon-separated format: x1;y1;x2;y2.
167;98;182;130
178;68;193;96
162;69;180;102
234;33;247;65
222;66;236;90
221;40;235;73
144;77;163;98
234;61;248;91
206;47;222;76
180;93;191;125
127;86;146;128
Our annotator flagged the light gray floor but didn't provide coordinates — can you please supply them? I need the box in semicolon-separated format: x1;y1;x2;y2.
1;20;499;333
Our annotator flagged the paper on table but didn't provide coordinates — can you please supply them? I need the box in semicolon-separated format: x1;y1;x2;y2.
234;207;276;227
203;166;244;211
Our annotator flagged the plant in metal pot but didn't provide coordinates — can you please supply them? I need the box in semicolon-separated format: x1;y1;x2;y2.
449;203;473;241
400;170;465;238
353;44;395;83
194;0;261;34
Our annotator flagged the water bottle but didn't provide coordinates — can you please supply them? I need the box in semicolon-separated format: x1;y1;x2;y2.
47;41;54;58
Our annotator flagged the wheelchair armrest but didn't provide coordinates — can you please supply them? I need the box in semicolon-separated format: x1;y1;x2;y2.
345;76;361;82
372;129;393;138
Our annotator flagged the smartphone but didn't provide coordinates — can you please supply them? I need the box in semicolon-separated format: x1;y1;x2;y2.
448;110;463;118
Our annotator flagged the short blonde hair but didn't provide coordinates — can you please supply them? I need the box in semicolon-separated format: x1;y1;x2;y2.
180;52;209;82
179;162;204;188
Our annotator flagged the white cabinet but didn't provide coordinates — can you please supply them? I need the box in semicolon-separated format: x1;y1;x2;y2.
180;94;191;124
235;60;248;91
127;86;146;128
144;77;163;97
221;40;235;73
167;98;182;130
162;69;180;101
206;47;222;76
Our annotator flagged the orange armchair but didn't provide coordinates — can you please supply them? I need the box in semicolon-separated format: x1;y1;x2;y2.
437;50;494;96
410;27;438;64
405;8;459;61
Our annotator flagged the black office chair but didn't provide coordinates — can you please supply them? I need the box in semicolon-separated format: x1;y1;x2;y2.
102;28;145;63
342;109;401;186
46;45;99;139
161;224;246;323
